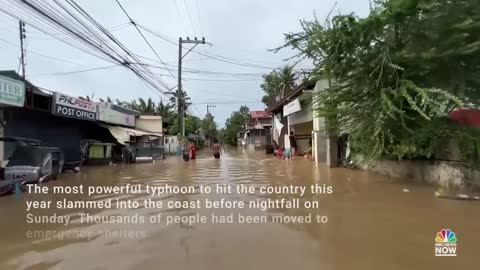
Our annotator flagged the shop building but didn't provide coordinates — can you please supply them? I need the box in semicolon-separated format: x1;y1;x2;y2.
267;81;315;156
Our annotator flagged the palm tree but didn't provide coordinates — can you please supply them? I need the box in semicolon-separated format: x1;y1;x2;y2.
278;65;296;97
169;91;192;110
260;65;297;104
156;101;175;124
137;98;156;113
115;98;131;108
78;96;91;101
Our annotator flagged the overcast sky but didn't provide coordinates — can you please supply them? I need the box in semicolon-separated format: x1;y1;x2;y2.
0;0;370;127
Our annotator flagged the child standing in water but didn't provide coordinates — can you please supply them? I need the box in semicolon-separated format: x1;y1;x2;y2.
211;139;222;159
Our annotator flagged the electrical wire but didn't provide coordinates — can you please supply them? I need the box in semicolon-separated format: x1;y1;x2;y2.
172;0;188;36
194;0;204;37
113;0;176;82
192;100;263;105
137;24;293;70
0;37;93;67
28;65;118;77
0;0;173;97
182;0;197;36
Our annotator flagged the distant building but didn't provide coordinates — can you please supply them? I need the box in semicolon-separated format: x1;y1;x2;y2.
242;111;272;150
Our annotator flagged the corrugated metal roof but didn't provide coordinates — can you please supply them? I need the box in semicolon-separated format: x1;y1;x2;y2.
249;111;271;119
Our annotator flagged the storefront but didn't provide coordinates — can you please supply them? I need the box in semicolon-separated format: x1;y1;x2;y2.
0;75;26;162
284;98;313;155
0;75;26;107
100;115;162;146
268;82;315;156
4;90;114;163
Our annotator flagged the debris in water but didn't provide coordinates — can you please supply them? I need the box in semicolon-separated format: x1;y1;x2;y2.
402;188;410;193
435;191;480;201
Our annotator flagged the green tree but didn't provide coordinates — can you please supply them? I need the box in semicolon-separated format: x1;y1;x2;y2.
222;106;250;146
78;96;91;101
169;114;202;137
134;98;156;113
201;115;218;142
279;0;480;161
156;101;175;125
261;65;297;105
169;92;192;111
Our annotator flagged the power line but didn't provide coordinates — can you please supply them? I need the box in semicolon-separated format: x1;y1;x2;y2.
0;37;93;67
137;24;292;70
28;65;118;76
113;0;176;82
134;63;265;77
182;0;197;36
172;0;188;36
0;0;173;97
194;0;204;37
193;100;263;105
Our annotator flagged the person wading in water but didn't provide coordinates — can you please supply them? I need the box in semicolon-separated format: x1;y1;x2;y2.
211;139;222;159
189;141;197;160
182;142;190;161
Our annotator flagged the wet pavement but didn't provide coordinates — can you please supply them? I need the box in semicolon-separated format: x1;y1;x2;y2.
0;149;478;270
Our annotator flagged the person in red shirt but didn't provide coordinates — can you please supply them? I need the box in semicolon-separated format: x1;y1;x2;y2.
189;141;197;160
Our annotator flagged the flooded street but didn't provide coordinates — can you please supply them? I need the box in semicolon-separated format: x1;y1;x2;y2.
0;150;478;270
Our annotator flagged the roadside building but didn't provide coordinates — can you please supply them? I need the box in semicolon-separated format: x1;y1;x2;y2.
267;81;315;156
135;115;163;146
0;72;26;164
243;111;272;150
101;114;164;159
0;71;114;165
265;79;339;166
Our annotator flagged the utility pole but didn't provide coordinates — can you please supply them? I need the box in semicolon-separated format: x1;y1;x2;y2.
177;38;183;138
206;104;216;117
18;21;26;79
178;37;206;138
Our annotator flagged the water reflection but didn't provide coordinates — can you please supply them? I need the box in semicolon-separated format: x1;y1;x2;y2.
0;150;478;270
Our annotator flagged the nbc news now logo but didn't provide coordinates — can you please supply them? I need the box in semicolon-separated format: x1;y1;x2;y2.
435;229;457;257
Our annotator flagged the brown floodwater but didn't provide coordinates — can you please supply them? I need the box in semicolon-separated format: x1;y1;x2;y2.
0;149;478;270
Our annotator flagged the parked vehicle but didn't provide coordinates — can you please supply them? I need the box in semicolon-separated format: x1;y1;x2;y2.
81;140;115;166
126;141;165;163
135;146;154;163
0;137;64;195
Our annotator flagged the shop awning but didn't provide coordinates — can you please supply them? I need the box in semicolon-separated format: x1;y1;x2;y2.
101;124;162;145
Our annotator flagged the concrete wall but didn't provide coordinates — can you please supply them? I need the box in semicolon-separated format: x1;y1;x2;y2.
362;160;480;190
164;136;179;153
246;129;267;150
136;115;162;133
289;101;313;126
312;79;338;167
